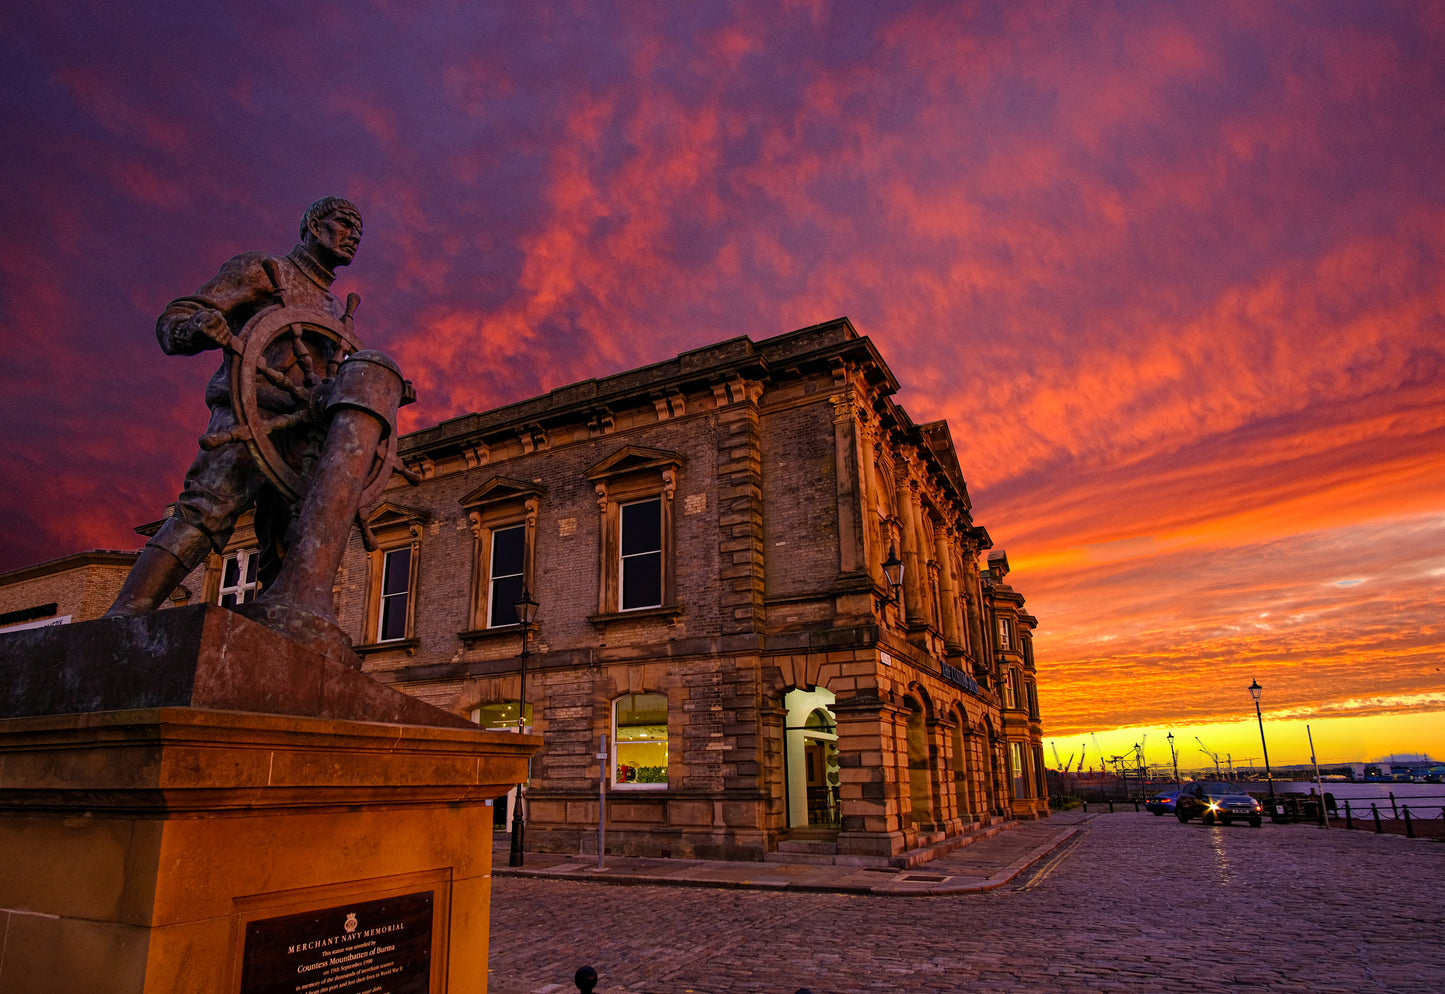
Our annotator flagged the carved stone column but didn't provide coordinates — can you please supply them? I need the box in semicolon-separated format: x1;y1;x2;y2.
937;528;963;652
901;479;927;626
830;390;866;578
894;466;920;623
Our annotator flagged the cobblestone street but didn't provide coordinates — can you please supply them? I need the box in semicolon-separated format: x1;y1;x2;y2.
487;812;1445;994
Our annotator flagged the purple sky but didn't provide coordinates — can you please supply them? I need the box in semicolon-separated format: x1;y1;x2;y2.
2;1;1442;762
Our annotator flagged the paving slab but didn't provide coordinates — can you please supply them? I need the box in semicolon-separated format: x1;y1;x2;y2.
487;811;1445;994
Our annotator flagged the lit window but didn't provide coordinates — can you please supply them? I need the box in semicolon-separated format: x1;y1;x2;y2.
1011;742;1028;797
472;703;533;829
488;525;526;627
613;693;668;788
217;549;259;607
998;617;1013;650
471;702;531;732
620;498;663;610
378;547;411;641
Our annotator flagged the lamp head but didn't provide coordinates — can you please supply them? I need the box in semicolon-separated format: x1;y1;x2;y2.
514;589;540;627
1249;679;1262;702
882;547;904;592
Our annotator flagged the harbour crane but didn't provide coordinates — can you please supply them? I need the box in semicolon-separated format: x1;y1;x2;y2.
1051;742;1073;774
1078;742;1088;774
1196;737;1223;779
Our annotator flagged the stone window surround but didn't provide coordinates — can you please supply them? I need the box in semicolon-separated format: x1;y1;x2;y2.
457;478;543;642
586;445;683;625
354;502;427;654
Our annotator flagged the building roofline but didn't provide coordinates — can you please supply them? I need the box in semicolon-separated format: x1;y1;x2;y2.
400;317;898;457
0;549;139;586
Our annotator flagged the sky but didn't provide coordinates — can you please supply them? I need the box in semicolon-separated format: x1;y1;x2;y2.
1;1;1441;768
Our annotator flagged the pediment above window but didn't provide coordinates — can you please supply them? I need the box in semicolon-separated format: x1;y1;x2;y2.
459;476;545;511
585;445;684;482
365;501;431;529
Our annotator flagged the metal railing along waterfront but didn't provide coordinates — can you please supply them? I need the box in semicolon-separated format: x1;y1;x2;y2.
1051;787;1445;831
1338;794;1445;839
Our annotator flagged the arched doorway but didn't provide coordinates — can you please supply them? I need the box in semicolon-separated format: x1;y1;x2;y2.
783;688;840;830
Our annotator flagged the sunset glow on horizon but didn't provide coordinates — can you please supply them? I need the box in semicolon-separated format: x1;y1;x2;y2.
2;2;1441;765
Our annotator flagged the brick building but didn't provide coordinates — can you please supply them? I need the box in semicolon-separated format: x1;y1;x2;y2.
0;551;140;634
326;317;1047;859
9;318;1048;860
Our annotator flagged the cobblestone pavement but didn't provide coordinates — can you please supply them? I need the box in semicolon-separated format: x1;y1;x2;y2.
487;812;1445;994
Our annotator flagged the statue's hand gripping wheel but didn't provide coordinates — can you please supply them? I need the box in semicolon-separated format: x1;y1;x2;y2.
199;259;417;542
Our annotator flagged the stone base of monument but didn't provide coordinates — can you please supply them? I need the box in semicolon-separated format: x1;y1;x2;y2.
0;608;537;994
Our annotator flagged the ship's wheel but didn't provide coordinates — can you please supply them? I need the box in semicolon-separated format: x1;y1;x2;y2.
202;295;404;513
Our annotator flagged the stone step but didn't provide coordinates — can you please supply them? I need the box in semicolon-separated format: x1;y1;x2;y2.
773;837;840;855
762;819;1020;868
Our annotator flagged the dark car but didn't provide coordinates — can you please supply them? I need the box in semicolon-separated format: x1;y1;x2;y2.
1145;790;1179;815
1175;782;1263;827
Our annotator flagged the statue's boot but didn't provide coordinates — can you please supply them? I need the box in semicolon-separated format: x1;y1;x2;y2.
103;518;212;616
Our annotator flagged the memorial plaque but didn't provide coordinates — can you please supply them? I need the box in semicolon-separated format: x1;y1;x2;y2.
240;891;433;994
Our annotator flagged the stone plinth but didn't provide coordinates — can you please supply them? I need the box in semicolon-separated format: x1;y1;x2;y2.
0;706;537;993
0;603;476;728
0;606;539;993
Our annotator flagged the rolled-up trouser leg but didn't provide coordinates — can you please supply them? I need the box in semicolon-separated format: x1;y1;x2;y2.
103;517;214;616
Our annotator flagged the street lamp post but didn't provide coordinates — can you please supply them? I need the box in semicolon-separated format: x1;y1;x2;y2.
1134;742;1145;801
1167;731;1179;790
508;589;540;867
1249;679;1275;801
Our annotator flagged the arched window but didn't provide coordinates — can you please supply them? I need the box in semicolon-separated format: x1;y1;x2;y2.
613;693;668;789
906;702;934;829
471;702;532;732
472;702;534;827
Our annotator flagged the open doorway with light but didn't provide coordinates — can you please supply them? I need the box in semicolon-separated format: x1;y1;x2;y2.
784;687;840;830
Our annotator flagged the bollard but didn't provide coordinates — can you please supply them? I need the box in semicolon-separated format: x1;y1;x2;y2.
1082;799;1088;812
1344;799;1353;830
574;965;598;993
1108;799;1114;813
1134;799;1141;812
1402;805;1414;839
1389;791;1398;819
1371;802;1382;834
